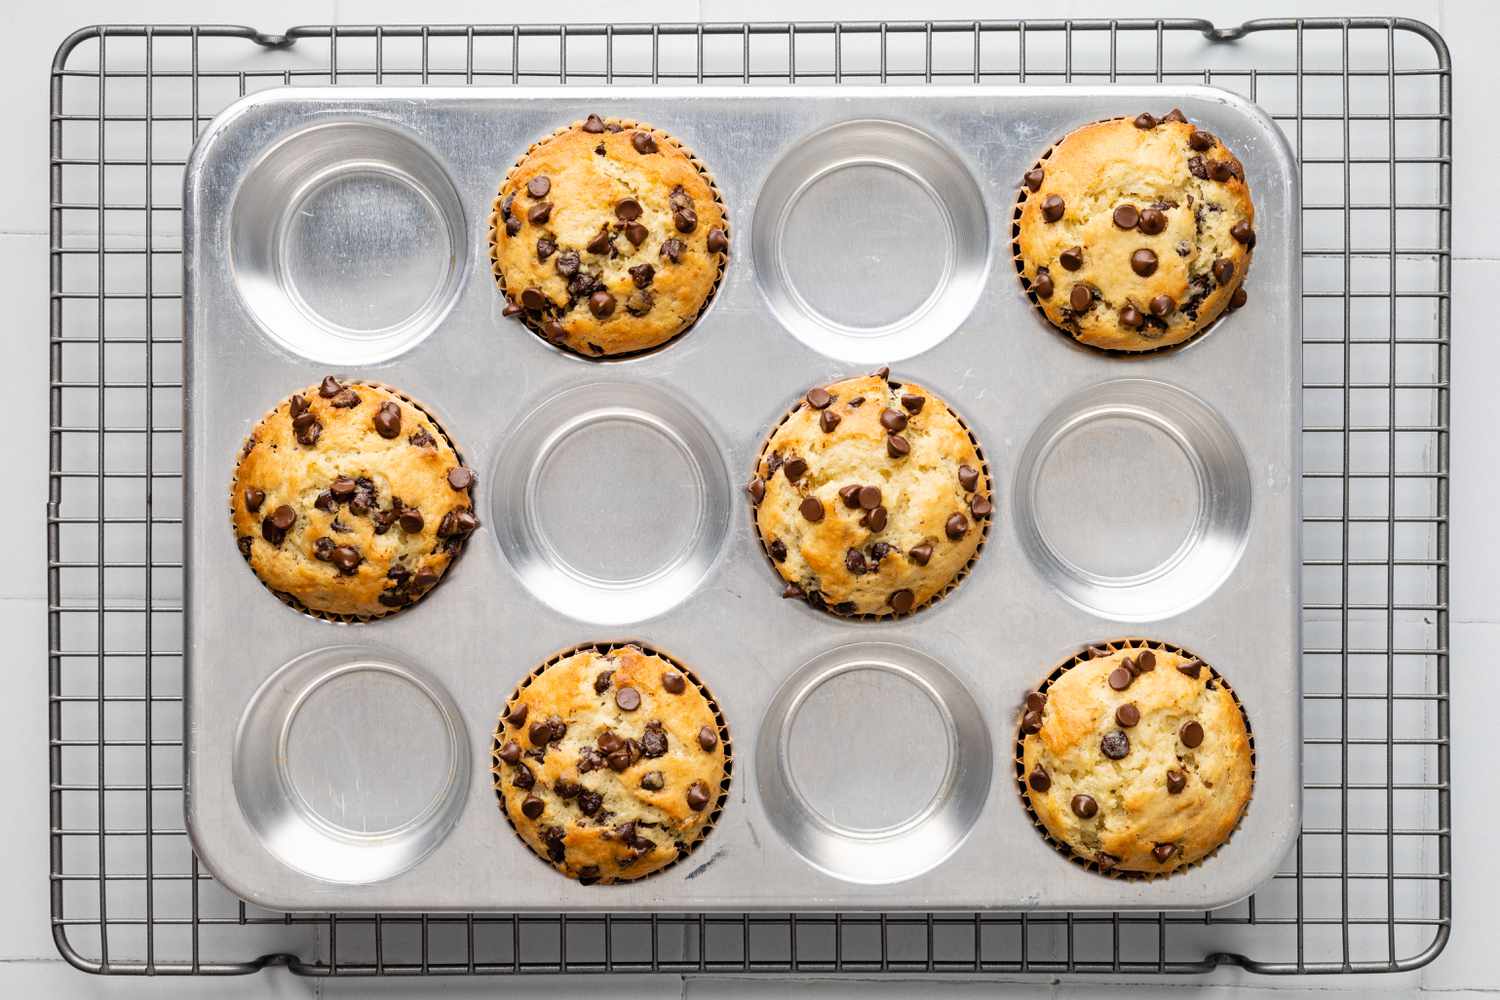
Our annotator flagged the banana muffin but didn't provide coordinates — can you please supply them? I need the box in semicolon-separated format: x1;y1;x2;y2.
1014;108;1256;351
230;377;480;617
490;114;730;357
1017;640;1254;876
492;644;731;884
749;370;991;617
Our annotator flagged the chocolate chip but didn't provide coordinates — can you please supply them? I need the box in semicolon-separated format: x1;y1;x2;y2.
958;464;980;492
1229;285;1248;310
879;408;908;434
506;703;528;728
886;435;910;459
615;197;642;221
447;467;474;491
1069;284;1094;312
1179;720;1204;748
1025;691;1047;713
701;228;728;256
577;790;602;816
945;513;968;540
329;545;361;575
618;220;646;247
1113;204;1140;230
768;539;787;562
1162;108;1188;124
799;497;824;522
781;582;804;600
1100;730;1130;759
782;457;808;482
505;216;521;236
527;175;552;198
632;131;658;154
329;388;360;408
318;376;343;398
698;725;718;751
1212;258;1235;285
521;795;545;819
1020;710;1043;735
806;386;832;409
1136;651;1156;672
1027;765;1051;792
660;238;685;263
1059;246;1084;271
908;543;933;566
1134;112;1158;129
1071;793;1098;819
1121;655;1138;675
411;568;438;591
555;249;580;277
624;264;654;291
820;410;841;433
844;548;867;575
900;395;925;415
498;740;522;765
888;589;915;614
838;484;862;508
1188;156;1208;180
529;720;554;747
857;485;882;510
1188;129;1215;151
861;505;888;532
520;286;547;312
746;477;765;504
582;114;606;133
1023;167;1045;191
641;723;668;757
243;487;265;512
1209;159;1234;183
969;495;992;518
1033;269;1054;299
1138;207;1167;235
1152;843;1178;863
1120;305;1144;329
261;504;296;546
673;206;698;233
624;289;654;317
372;401;401;439
616;686;641;712
587;290;615;318
1126;248;1159;278
1166;769;1187;794
1108;667;1133;691
686;781;710;812
1149;294;1175;318
640;770;664;791
1231;219;1256;247
1115;703;1141;727
534;237;557;262
1176;659;1203;679
526;201;552;225
586;226;613;255
292;412;322;447
1041;194;1065;222
512;765;535;791
593;670;615;695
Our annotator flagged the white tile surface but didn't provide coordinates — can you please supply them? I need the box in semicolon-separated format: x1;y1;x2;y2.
7;0;1493;995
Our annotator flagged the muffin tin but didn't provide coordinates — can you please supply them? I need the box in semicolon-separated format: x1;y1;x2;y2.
183;85;1300;912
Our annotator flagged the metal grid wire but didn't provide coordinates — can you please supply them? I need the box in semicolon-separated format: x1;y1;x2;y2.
47;18;1450;977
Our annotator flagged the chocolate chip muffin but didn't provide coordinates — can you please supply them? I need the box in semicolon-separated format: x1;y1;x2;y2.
1017;640;1254;876
749;370;991;617
490;114;730;357
1014;109;1256;351
230;377;480;618
492;644;730;884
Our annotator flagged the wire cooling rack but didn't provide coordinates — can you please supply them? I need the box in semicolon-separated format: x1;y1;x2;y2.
47;17;1450;977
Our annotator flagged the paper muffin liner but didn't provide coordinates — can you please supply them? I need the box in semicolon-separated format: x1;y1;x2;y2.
1010;114;1251;356
1012;636;1257;881
228;378;477;624
489;640;734;885
748;369;994;621
486;115;732;361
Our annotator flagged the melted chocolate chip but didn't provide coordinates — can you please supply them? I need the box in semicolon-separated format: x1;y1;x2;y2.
1166;769;1187;794
1149;294;1175;318
588;290;616;318
1213;258;1236;285
526;201;552;225
1028;765;1051;792
1020;709;1043;735
1134;112;1157;129
782;456;808;482
819;409;841;433
945;513;969;540
746;477;765;504
660;238;685;263
526;175;550;198
631;131;658;154
373;401;401;439
243;487;265;513
318;376;343;398
888;589;915;614
615;197;642;221
1120;305;1145;330
1115;703;1141;727
1071;793;1099;818
582;114;606;133
1100;730;1130;759
447;467;475;491
1113;204;1140;230
1152;843;1178;863
1025;691;1047;713
1069;284;1094;312
1023;167;1045;191
640;770;664;791
1041;194;1065;222
1138;207;1167;236
506;703;528;728
685;780;711;812
1131;248;1158;277
1059;245;1084;271
292;412;321;447
698;725;718;751
498;740;522;765
900;394;925;414
861;505;888;532
615;686;641;712
768;539;787;562
1188;129;1215;151
908;543;933;566
799;497;825;522
398;508;424;533
1229;285;1248;310
1179;720;1205;748
886;435;910;459
1108;667;1134;691
1231;220;1256;247
640;723;668;757
707;228;730;254
958;464;980;492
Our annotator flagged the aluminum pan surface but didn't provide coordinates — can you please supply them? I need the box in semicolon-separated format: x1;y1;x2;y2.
184;85;1300;912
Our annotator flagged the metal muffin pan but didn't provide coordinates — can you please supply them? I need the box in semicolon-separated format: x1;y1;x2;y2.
183;85;1300;913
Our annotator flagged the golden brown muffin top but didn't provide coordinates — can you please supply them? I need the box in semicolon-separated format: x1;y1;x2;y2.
1019;640;1254;876
492;645;729;884
490;115;729;357
230;377;478;618
1014;109;1256;351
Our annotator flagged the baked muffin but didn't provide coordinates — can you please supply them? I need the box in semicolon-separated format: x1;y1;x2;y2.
1017;640;1254;876
749;370;991;617
1014;108;1256;351
492;644;730;884
490;114;730;357
230;377;480;617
